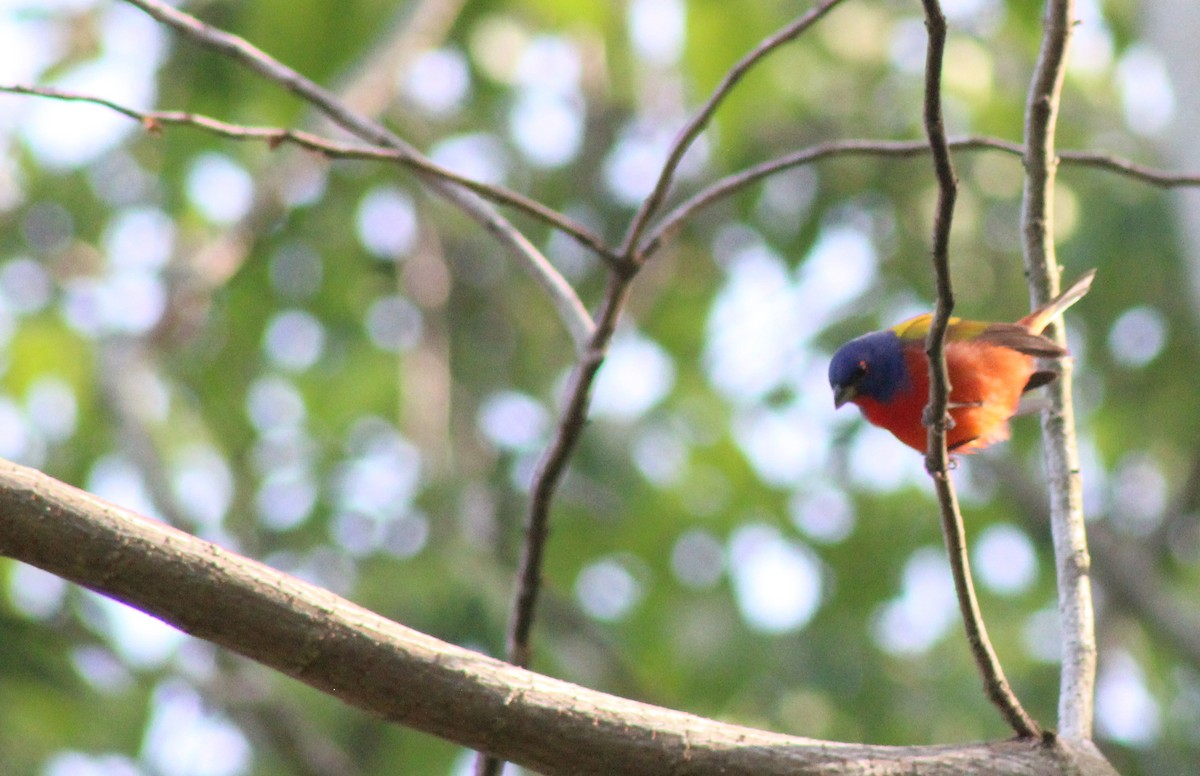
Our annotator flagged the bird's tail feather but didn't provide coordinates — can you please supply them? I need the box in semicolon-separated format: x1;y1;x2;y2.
1020;268;1097;334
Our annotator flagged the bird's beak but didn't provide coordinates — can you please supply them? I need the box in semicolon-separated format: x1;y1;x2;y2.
833;384;857;409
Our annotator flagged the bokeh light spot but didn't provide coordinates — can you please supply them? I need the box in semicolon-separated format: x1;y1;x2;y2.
186;153;254;225
356;187;417;260
478;390;548;451
592;332;675;420
1108;305;1166;368
789;487;855;544
1097;652;1161;746
872;547;957;655
628;0;685;66
365;294;423;353
403;47;471;115
973;523;1037;596
576;557;643;621
670;529;723;589
728;524;822;633
1117;45;1175;136
263;309;325;371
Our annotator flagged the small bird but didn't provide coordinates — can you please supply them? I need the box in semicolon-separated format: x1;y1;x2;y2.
828;270;1095;453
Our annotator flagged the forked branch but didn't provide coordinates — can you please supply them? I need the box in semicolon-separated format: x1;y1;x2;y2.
118;0;598;351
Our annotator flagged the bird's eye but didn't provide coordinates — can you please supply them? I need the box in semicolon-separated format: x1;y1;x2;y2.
855;360;869;377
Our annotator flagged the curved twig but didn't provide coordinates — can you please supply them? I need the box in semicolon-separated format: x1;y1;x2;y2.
619;0;847;260
1021;0;1096;743
642;135;1200;256
0;84;618;272
118;0;600;352
474;271;636;776
919;0;1041;739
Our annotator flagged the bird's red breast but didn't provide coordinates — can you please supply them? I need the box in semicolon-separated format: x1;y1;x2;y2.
853;339;1038;453
829;270;1095;454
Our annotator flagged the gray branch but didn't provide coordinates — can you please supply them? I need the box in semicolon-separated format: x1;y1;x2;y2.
0;460;1120;775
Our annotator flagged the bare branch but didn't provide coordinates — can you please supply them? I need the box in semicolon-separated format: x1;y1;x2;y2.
0;84;619;272
1021;0;1096;743
0;460;1122;776
475;280;636;776
918;0;1041;740
479;3;850;768
116;0;600;351
504;274;631;663
619;0;847;260
991;458;1200;675
642;136;1200;257
1059;149;1200;187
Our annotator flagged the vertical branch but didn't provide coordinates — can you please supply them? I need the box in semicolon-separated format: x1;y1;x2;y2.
504;273;633;670
1022;0;1095;743
918;0;1041;739
475;274;633;776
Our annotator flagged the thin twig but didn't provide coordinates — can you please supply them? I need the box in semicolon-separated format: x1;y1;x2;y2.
641;135;1200;257
117;0;600;352
1059;149;1200;186
483;8;853;772
0;84;618;270
618;0;847;260
1021;0;1095;743
919;0;1041;740
474;273;636;776
482;8;852;772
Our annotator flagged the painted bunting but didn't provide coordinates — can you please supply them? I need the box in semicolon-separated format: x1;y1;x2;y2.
828;270;1095;453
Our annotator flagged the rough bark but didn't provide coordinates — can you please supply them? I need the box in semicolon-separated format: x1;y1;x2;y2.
0;460;1118;775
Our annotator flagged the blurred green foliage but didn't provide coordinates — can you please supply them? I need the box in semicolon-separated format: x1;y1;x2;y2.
1;1;1198;775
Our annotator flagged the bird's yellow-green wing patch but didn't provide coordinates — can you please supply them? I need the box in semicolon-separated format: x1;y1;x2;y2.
889;314;990;342
890;314;1066;357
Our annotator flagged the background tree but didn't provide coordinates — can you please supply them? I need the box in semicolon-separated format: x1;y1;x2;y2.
0;0;1197;774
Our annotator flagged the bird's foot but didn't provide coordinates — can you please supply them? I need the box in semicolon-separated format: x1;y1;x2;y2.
921;405;956;431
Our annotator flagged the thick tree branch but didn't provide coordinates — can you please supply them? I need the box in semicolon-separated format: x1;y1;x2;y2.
1021;0;1096;743
118;0;599;351
918;0;1040;739
0;460;1120;775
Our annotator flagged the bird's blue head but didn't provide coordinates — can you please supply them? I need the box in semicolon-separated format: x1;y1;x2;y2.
828;330;908;408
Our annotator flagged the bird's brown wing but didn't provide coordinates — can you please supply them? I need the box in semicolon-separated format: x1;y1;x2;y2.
973;323;1067;358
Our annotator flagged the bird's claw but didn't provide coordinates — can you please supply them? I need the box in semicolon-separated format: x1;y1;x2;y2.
921;405;956;431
